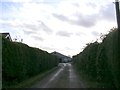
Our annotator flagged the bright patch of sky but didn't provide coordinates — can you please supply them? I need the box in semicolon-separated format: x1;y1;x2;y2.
0;0;117;56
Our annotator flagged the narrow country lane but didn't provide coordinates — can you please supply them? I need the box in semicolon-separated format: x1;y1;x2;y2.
31;63;87;88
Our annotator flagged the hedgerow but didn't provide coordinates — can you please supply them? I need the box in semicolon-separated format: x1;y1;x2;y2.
2;38;59;88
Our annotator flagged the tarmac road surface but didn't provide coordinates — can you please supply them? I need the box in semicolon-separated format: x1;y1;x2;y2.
31;63;87;88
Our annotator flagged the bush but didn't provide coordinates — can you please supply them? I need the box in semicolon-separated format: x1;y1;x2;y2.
2;38;59;88
72;29;119;88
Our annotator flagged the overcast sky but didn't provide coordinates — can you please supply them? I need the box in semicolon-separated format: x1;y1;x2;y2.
0;0;118;56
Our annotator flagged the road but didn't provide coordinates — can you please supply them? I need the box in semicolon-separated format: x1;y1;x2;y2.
31;63;87;88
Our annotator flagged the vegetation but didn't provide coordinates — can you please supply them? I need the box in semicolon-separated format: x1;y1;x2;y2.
72;29;119;88
2;37;59;88
13;67;58;88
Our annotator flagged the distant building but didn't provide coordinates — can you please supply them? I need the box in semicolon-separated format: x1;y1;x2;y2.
0;33;12;41
51;51;72;63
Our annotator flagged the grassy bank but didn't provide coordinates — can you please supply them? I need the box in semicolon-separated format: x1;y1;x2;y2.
13;67;59;88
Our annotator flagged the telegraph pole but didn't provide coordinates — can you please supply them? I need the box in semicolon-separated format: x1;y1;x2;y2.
114;1;120;89
115;0;120;30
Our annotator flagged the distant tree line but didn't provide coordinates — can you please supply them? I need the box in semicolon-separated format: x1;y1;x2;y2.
2;37;59;88
72;29;119;88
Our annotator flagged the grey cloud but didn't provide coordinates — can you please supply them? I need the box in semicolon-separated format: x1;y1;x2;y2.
56;31;73;37
73;2;97;8
92;31;100;36
76;32;86;36
72;3;80;7
23;30;37;35
53;13;69;21
53;3;115;28
99;3;115;21
22;21;53;34
22;23;39;30
1;20;53;34
40;22;53;34
32;35;44;41
65;47;73;50
53;13;97;28
86;2;97;8
72;14;97;27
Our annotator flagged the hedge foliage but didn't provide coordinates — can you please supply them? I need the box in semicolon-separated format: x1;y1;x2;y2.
73;29;119;88
2;38;59;88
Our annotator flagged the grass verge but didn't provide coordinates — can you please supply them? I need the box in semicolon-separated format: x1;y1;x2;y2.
73;65;98;88
12;67;59;88
77;71;99;88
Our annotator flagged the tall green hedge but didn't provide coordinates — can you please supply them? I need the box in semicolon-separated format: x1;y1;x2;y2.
2;38;59;88
73;29;119;88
